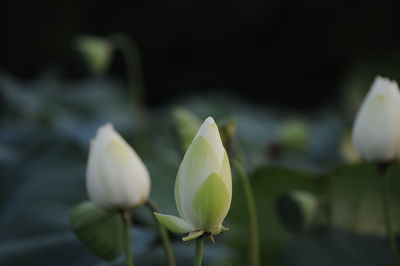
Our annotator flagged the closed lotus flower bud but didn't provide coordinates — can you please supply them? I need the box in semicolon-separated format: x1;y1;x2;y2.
86;124;150;210
352;76;400;162
155;117;232;241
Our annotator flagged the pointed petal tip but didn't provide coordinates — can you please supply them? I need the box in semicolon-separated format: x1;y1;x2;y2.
96;123;115;137
204;116;215;124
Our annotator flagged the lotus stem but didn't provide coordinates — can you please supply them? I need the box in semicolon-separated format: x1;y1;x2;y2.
122;210;134;266
146;200;177;266
194;236;204;266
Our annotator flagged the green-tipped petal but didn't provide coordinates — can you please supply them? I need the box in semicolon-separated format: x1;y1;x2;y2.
154;213;195;234
192;173;231;230
182;230;204;242
175;136;220;220
194;117;225;163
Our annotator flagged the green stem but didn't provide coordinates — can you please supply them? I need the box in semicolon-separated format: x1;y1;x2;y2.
122;211;134;266
234;161;260;266
194;237;204;266
110;33;145;117
145;200;177;266
379;167;400;266
110;33;151;155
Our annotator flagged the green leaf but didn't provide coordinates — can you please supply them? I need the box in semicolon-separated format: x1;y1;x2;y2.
330;163;400;236
225;166;320;266
69;201;124;261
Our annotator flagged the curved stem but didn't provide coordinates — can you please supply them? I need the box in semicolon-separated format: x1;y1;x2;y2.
110;33;151;155
379;166;400;266
122;211;134;266
234;161;260;266
145;200;177;266
194;237;204;266
110;33;145;116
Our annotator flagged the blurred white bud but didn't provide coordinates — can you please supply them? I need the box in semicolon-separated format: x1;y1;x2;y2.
352;76;400;162
86;124;150;210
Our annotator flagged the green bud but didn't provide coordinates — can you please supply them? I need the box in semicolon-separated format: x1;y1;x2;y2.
278;118;310;152
171;107;201;152
75;35;113;76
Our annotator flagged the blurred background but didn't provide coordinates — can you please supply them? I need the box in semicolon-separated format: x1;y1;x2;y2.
2;0;400;265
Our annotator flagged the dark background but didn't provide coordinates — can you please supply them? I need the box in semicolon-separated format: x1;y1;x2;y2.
2;0;400;109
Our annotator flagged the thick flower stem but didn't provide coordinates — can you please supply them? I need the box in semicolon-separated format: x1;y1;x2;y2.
122;210;134;266
145;200;177;266
378;164;400;266
233;161;260;266
194;236;204;266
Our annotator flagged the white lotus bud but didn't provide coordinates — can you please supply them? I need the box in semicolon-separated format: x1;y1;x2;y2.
155;117;232;241
86;124;150;210
352;76;400;162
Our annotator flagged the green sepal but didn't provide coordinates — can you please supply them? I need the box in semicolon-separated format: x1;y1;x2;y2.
154;212;195;234
182;230;204;242
69;201;124;261
210;224;229;235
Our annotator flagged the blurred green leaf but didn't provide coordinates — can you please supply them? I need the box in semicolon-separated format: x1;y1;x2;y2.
70;202;124;261
224;166;320;266
330;163;400;236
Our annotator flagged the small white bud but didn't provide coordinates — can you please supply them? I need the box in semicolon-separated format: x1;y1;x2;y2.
86;124;150;210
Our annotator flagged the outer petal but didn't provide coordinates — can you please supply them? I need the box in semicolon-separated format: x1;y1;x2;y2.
154;213;195;234
175;136;220;223
191;173;230;230
194;117;225;165
352;77;400;162
87;124;116;208
99;138;150;208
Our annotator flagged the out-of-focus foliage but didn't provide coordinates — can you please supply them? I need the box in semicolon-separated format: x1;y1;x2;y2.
1;72;400;266
330;164;400;236
70;202;124;260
